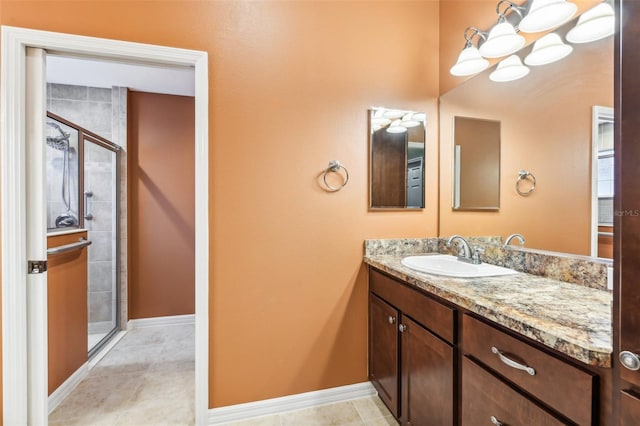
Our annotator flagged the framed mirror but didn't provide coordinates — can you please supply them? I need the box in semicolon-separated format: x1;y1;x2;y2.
453;116;500;211
439;11;613;257
369;107;426;209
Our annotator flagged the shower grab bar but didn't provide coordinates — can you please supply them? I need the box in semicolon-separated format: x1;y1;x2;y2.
84;191;93;220
47;238;92;256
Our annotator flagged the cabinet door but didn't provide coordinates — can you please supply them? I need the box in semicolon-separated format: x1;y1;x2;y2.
461;357;565;426
400;315;454;426
369;293;399;417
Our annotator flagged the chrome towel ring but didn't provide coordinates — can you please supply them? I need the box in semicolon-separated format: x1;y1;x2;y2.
516;170;536;196
323;160;349;192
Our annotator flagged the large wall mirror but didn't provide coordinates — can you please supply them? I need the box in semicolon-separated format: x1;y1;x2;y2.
439;10;613;257
369;107;426;209
453;116;501;210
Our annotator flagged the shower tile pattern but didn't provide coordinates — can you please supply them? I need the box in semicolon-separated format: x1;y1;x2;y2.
48;83;128;347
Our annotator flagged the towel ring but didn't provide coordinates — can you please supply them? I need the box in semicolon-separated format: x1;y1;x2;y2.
323;160;349;192
516;170;536;196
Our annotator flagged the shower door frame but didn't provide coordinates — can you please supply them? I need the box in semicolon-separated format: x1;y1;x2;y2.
1;26;210;425
47;111;122;357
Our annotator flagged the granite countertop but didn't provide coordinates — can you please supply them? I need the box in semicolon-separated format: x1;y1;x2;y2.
365;254;613;368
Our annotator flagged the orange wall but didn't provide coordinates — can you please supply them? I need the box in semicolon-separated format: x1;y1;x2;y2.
47;231;89;394
440;33;613;255
128;92;195;319
0;1;440;408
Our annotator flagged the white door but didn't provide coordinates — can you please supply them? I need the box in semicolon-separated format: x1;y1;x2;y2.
25;46;49;426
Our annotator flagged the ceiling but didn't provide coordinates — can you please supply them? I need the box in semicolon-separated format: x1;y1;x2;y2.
46;54;195;97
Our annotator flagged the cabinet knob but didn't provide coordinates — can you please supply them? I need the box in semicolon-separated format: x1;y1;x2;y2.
620;351;640;371
388;316;396;324
399;324;407;333
490;416;503;426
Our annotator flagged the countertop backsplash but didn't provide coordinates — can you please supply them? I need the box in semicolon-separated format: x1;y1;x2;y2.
365;238;611;291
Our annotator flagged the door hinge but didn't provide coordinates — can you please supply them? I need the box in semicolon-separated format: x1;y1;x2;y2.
28;260;47;274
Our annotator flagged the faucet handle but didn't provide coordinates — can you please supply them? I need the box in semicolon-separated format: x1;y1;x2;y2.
471;247;484;264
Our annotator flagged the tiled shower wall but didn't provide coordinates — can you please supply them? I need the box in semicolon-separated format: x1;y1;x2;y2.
47;83;128;334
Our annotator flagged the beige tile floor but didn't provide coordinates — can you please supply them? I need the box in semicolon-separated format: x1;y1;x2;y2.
49;323;397;426
49;323;196;426
217;396;399;426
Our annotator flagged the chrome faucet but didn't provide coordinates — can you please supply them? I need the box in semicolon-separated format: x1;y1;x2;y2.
504;233;526;246
447;235;482;264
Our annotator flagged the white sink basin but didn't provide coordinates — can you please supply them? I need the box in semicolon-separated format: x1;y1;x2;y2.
401;255;518;278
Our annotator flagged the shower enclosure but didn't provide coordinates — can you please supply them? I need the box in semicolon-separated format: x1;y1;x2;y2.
46;112;121;356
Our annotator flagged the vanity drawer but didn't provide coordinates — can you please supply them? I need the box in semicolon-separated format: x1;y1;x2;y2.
462;356;565;426
369;268;455;343
463;314;595;425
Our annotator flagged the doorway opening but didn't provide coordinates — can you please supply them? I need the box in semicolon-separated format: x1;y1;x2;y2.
1;26;209;425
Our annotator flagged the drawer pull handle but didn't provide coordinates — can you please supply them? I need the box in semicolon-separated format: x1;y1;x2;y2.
491;346;536;376
490;416;503;426
399;324;407;333
388;316;396;325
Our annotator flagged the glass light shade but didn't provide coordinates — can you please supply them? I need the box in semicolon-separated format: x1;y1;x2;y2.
387;126;408;134
387;120;408;133
566;3;615;44
479;22;526;58
450;45;490;76
401;120;421;128
489;55;530;82
383;110;405;119
412;112;426;122
371;117;391;127
519;0;578;33
524;33;573;65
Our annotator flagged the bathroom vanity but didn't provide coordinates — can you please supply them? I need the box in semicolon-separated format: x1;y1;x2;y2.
365;239;613;425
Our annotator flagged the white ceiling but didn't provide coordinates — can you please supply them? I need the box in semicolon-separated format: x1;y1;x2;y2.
46;54;195;97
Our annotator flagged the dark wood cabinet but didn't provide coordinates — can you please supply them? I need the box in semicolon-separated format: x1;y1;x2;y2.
369;269;455;425
461;357;565;426
401;315;454;425
462;314;595;425
369;293;399;418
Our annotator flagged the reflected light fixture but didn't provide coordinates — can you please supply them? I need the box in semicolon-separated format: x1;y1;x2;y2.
387;119;408;133
566;2;615;44
450;27;489;76
489;55;530;82
479;0;525;58
519;0;577;33
524;33;573;66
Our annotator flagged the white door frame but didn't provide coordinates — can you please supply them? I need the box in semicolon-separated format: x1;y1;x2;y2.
1;26;210;425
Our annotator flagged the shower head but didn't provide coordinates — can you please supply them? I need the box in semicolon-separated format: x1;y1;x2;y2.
46;121;70;151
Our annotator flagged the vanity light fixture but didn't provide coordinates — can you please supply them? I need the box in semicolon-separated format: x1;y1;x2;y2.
387;119;408;133
489;55;530;82
450;27;490;77
479;1;525;59
524;33;573;66
566;2;615;44
518;0;578;33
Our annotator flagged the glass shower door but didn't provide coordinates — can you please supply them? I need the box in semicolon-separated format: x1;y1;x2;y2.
84;135;120;356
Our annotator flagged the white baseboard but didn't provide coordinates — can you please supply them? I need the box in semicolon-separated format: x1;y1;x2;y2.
127;314;195;330
208;382;376;425
48;362;89;414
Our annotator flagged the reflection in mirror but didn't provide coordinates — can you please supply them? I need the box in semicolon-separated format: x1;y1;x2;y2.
592;106;614;258
439;13;613;257
369;107;426;209
453;116;500;210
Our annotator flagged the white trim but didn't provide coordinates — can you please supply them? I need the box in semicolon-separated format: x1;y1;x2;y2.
207;382;377;425
127;314;195;330
47;363;89;415
1;26;209;425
